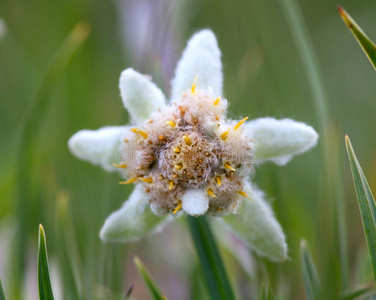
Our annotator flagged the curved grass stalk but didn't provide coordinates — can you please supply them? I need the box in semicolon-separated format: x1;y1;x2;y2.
278;0;349;291
188;216;236;300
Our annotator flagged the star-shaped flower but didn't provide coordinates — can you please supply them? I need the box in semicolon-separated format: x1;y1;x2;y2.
68;29;318;261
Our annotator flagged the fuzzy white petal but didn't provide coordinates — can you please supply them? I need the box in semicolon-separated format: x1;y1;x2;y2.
181;188;209;216
171;29;223;100
245;118;318;165
222;183;287;261
100;185;171;242
68;126;126;172
119;68;166;123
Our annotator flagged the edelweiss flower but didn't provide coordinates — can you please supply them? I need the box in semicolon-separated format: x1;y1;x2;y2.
68;30;318;261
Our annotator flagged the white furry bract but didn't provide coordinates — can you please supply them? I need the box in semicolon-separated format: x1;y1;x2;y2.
119;68;166;123
222;183;287;261
68;126;126;171
100;185;171;242
181;188;209;216
171;29;223;100
246;118;318;165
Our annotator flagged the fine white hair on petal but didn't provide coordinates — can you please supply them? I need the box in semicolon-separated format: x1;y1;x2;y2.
221;182;287;262
100;185;172;242
181;188;209;216
171;29;223;100
68;126;127;172
119;68;166;123
245;117;318;165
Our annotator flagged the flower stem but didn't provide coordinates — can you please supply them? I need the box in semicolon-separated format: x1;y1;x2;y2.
187;216;236;300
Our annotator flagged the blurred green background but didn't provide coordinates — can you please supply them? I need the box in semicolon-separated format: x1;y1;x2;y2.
1;0;376;299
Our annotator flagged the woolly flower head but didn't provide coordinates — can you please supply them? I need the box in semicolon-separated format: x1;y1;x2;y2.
68;29;318;261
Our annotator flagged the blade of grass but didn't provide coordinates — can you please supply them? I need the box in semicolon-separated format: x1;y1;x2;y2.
338;6;376;71
38;224;54;300
278;0;348;292
0;277;6;300
56;191;86;298
260;282;274;300
13;22;89;295
300;239;322;300
123;283;134;300
133;256;166;300
340;285;371;300
345;135;376;285
187;216;236;300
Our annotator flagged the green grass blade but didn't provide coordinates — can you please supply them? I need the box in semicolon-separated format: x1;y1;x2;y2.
338;6;376;71
13;22;90;295
0;277;6;300
124;283;134;299
260;282;274;300
56;192;86;298
300;239;322;300
187;216;236;300
279;0;348;291
38;225;54;300
345;135;376;285
133;256;166;300
340;286;371;300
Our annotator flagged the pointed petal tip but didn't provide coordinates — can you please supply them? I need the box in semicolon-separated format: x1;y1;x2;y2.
119;68;166;123
68;126;126;172
248;118;319;165
190;29;218;48
171;29;223;99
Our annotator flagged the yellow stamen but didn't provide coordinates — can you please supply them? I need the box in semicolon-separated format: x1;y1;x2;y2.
220;128;231;140
207;188;216;198
159;135;167;142
214;97;221;106
119;177;137;184
215;176;222;186
234;117;249;131
131;128;148;139
169;180;174;190
113;163;127;169
138;177;153;183
238;190;252;201
224;162;236;171
173;201;182;214
191;75;198;93
123;138;129;143
165;120;176;127
173;147;181;153
175;163;183;170
183;135;191;145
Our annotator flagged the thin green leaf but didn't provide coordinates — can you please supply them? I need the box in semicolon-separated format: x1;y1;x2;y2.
260;282;274;300
279;0;348;291
56;192;86;298
300;239;322;300
13;22;90;295
123;283;134;300
338;6;376;71
188;216;236;300
133;256;166;300
340;285;372;300
0;277;6;300
38;225;54;300
345;135;376;285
